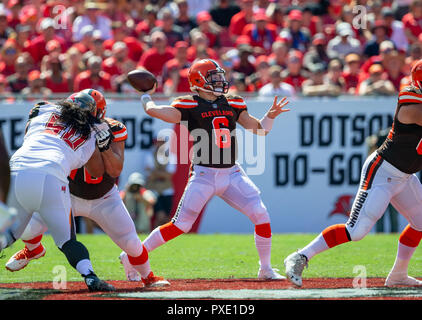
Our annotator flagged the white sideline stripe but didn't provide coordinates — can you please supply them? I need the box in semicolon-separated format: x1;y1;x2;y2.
117;288;422;300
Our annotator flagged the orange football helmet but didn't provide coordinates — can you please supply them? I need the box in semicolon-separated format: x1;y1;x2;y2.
411;59;422;90
188;59;229;95
81;89;107;119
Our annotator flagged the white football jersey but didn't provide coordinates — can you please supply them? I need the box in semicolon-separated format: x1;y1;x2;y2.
10;103;98;183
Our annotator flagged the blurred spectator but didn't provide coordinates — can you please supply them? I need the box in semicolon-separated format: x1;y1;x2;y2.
138;31;174;80
90;31;107;58
104;21;145;63
7;0;22;30
242;9;277;55
358;64;396;96
363;20;391;58
402;0;422;44
21;70;52;98
303;33;330;73
327;22;361;60
301;5;323;37
405;41;422;73
6;55;29;93
0;40;18;77
163;64;190;95
228;72;254;94
0;74;12;100
266;3;284;33
62;47;84;81
153;7;184;47
26;17;66;65
135;4;159;42
9;24;31;53
102;42;135;87
121;172;156;234
187;30;218;62
71;25;94;54
342;53;361;94
0;7;14;48
324;58;346;94
191;11;221;48
162;41;190;83
174;0;198;41
144;136;177;229
267;40;289;68
41;44;71;93
382;7;409;52
210;0;241;28
282;50;307;93
72;1;112;42
248;55;271;91
74;55;112;92
233;44;256;76
382;47;406;91
19;5;38;39
281;9;311;53
258;65;296;97
302;63;341;97
229;0;254;43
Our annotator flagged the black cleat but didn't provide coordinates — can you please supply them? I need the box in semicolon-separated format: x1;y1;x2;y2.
83;272;115;292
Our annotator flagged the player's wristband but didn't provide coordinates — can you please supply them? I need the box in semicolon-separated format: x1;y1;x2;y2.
260;113;274;132
141;94;152;109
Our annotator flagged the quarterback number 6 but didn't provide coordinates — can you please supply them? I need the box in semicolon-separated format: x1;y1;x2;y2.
212;117;231;149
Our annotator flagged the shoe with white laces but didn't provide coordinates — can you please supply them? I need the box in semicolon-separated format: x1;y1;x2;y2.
119;252;141;282
258;266;286;280
284;251;308;287
385;272;422;287
142;271;170;288
5;245;46;272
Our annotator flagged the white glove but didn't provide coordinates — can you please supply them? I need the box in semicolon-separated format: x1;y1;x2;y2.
96;129;114;152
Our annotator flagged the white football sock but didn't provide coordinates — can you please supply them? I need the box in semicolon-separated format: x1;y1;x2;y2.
143;227;166;252
76;259;94;276
255;233;272;269
299;233;329;261
390;242;417;274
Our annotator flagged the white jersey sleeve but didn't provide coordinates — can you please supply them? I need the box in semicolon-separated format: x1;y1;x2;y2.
10;103;97;183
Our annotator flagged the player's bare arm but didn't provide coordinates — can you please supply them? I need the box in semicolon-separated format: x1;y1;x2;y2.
85;146;105;178
237;96;290;136
397;103;422;126
100;140;125;178
140;84;182;123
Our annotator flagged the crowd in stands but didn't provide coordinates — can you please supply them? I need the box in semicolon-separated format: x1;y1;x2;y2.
0;0;421;98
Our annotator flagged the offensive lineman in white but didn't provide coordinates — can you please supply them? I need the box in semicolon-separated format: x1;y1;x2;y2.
3;92;115;291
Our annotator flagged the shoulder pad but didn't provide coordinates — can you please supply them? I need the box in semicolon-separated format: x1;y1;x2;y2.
398;86;422;104
171;95;198;108
225;94;247;109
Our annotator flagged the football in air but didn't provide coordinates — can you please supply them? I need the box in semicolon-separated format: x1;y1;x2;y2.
127;69;157;93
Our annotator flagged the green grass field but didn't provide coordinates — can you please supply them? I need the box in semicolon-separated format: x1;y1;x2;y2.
0;233;421;283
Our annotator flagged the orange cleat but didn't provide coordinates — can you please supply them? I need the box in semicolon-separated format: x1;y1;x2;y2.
5;245;46;272
141;272;170;288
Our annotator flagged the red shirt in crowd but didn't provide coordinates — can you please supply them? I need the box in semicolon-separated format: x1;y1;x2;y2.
342;71;360;91
402;12;422;42
283;73;306;92
229;11;250;38
103;37;145;62
74;70;112;92
26;35;66;64
164;69;191;93
186;46;218;62
242;23;278;54
0;61;15;77
44;75;71;93
138;47;174;77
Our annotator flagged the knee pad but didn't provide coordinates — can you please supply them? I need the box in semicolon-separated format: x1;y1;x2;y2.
244;197;270;225
118;233;143;258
